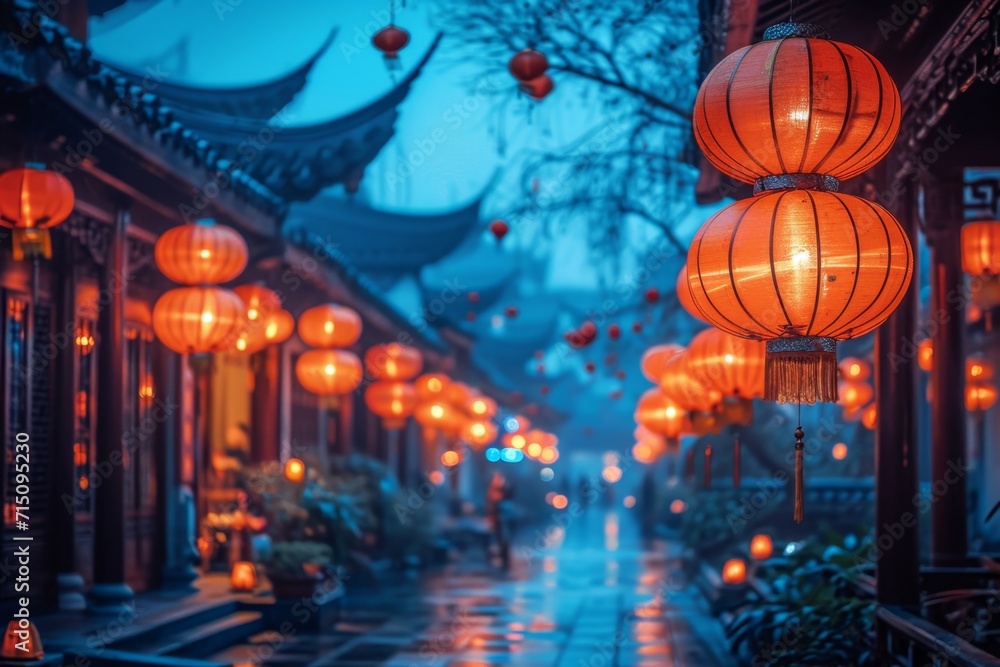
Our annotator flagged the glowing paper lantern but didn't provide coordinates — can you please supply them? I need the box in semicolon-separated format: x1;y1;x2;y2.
659;351;722;412
415;373;450;401
153;287;244;354
721;559;747;585
469;395;498;419
962;221;1000;276
283;458;305;483
832;443;849;460
687;327;766;398
441;450;460;467
154;219;248;285
967;383;998;413
918;339;934;372
365;343;422;381
749;534;773;560
693;25;900;183
415;402;462;434
838;381;873;411
297;304;362;349
687;190;913;405
462;420;498;448
233;285;281;324
230;561;257;591
861;404;877;430
1;619;43;659
967;358;994;382
839;357;871;382
0;166;74;260
635;389;690;444
640;344;685;383
294;349;363;396
365;381;417;428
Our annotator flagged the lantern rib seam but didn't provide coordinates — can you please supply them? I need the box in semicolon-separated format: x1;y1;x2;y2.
767;191;796;335
698;54;757;183
725;46;771;179
798;39;814;174
694;214;743;336
806;191;822;336
767;38;790;174
821;193;864;337
730;197;781;337
835;46;890;179
811;41;854;177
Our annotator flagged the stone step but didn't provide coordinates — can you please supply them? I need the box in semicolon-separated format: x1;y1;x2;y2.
153;611;266;658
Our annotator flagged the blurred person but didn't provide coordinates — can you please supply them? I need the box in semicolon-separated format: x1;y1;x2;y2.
487;472;517;570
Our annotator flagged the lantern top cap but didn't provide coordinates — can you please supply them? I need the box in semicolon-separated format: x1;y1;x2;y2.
763;22;830;40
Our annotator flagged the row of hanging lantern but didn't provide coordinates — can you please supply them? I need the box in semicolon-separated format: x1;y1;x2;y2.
685;20;913;521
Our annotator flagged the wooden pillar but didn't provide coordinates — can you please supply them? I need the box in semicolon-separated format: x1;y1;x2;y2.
90;205;133;608
928;182;968;565
52;235;85;610
875;181;920;606
250;346;280;463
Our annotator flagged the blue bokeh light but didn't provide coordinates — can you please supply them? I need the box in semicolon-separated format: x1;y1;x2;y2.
485;447;501;462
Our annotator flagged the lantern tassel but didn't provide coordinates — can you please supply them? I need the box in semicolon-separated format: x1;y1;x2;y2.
793;425;805;523
765;337;838;404
733;437;741;488
703;445;712;488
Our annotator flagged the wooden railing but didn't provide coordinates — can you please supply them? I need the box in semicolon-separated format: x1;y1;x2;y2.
878;606;1000;667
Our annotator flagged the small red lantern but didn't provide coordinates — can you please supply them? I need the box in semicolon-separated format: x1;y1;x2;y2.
2;619;43;659
750;534;773;560
615;370;626;380
0;166;74;260
644;287;659;304
365;343;423;381
373;25;409;58
632;321;643;333
506;306;518;318
490;219;509;241
231;561;257;591
365;381;417;428
284;458;305;483
608;323;621;340
520;75;554;101
722;559;747;585
154;219;248;286
468;291;480;303
585;362;596;373
508;49;549;82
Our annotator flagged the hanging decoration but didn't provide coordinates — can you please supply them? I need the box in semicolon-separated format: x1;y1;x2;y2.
230;285;290;353
489;219;510;241
686;328;766;399
373;25;410;59
967;383;998;413
659;351;721;413
688;22;910;522
962;220;1000;307
640;345;684;383
365;343;423;380
676;265;706;323
295;349;363;396
0;165;74;260
508;49;548;82
365;380;417;429
634;388;691;450
520;75;555;101
607;323;621;341
298;304;362;349
152;219;248;354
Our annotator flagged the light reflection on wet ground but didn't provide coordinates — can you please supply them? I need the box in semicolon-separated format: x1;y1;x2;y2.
218;507;735;666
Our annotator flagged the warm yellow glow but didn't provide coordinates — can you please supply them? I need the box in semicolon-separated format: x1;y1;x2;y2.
324;320;334;334
670;499;687;513
665;405;678;419
724;353;735;364
247;308;259;321
428;377;442;392
623;495;636;509
722;559;747;585
236;338;247;351
602;466;622;483
472;399;487;415
527;442;543;458
832;443;848;460
430;404;444;419
511;434;526;449
441;450;460;467
791;249;810;267
750;534;773;560
471;423;486;438
199;248;211;259
324;363;336;376
201;311;214;323
265;321;278;338
849;363;861;378
539;447;558;463
139;384;154;399
230;561;257;591
429;470;444;485
551;494;568;509
283;458;305;483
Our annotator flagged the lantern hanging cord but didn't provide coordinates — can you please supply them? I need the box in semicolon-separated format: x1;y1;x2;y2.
794;410;804;523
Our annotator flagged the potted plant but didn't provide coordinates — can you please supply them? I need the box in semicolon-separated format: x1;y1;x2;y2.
264;541;334;599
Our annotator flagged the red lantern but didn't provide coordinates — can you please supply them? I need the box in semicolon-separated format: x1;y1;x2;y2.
686;328;766;399
585;361;596;373
676;265;706;323
838;380;873;411
295;349;363;396
365;343;422;381
659;351;721;412
506;306;518;318
373;25;409;58
153;287;245;354
645;287;659;304
284;458;305;483
722;559;747;585
468;291;480;303
640;344;684;383
632;321;643;333
508;49;548;82
687;190;912;404
608;324;621;340
2;619;43;659
365;381;417;428
693;26;900;184
490;219;510;241
635;388;690;443
462;420;497;448
231;561;257;591
839;357;871;382
750;534;773;560
154;220;249;286
520;75;554;100
0;166;74;260
415;373;450;401
298;304;362;349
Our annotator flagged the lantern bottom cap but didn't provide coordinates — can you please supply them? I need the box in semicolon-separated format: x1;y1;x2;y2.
764;337;839;404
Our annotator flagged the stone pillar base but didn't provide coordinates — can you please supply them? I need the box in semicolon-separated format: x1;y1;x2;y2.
88;582;134;613
57;572;87;611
